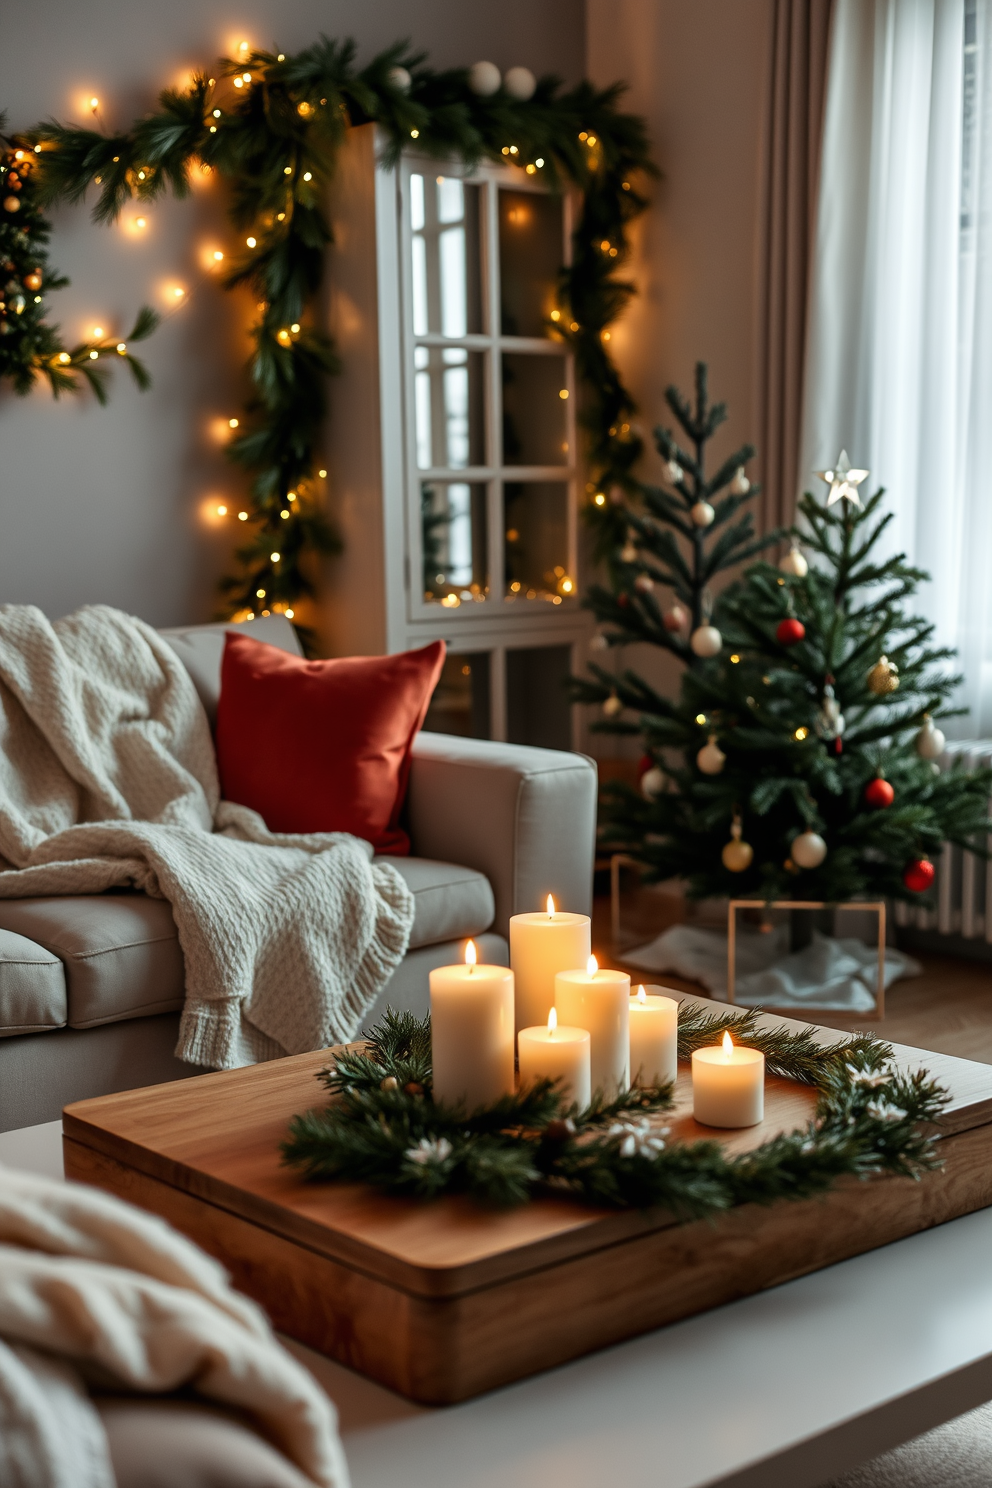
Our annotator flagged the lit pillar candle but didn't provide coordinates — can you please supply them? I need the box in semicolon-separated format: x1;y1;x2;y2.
518;1008;592;1110
629;985;678;1086
692;1030;764;1128
555;955;630;1098
430;940;515;1109
509;896;591;1035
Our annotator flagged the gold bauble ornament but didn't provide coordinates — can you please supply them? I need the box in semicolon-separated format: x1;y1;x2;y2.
602;693;623;718
867;655;899;695
722;813;753;872
2;197;19;213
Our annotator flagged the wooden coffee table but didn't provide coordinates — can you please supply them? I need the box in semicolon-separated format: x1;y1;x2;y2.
62;994;992;1407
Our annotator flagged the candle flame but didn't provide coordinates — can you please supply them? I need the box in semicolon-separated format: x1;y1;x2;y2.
586;954;599;976
546;893;556;918
637;985;646;1003
548;1007;557;1034
465;939;477;969
722;1030;733;1059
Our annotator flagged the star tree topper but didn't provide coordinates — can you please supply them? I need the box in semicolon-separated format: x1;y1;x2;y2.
815;450;869;506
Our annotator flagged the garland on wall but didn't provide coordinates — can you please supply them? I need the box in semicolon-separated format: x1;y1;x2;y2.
281;1007;946;1211
30;40;656;626
0;115;156;400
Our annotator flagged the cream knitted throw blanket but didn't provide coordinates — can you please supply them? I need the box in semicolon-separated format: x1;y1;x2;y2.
0;1164;348;1488
0;604;414;1068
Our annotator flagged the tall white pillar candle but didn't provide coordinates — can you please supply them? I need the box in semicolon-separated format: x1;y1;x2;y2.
629;985;679;1086
430;941;515;1109
692;1031;764;1128
509;897;591;1035
555;956;630;1098
518;1008;592;1110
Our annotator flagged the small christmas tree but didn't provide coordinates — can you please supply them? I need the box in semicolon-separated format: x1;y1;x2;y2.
575;365;992;902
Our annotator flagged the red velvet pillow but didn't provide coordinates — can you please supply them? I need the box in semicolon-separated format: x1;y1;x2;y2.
215;633;445;854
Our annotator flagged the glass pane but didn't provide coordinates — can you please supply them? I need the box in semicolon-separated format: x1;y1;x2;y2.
506;645;573;750
421;481;488;605
409;174;483;336
503;481;572;602
499;189;564;337
502;353;569;466
424;652;492;739
414;347;485;469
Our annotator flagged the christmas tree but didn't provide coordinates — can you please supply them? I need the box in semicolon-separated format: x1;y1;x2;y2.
574;364;992;903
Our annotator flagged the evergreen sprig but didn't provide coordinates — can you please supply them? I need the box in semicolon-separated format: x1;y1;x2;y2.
29;44;656;632
0;114;156;401
280;1007;947;1213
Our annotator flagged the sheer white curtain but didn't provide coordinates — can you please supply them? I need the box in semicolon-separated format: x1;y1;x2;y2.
800;0;992;738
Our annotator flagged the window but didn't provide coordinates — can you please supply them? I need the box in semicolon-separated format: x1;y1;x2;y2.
401;160;577;618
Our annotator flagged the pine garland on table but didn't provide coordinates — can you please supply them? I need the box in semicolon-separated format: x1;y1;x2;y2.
0;115;156;400
280;1007;947;1213
29;41;656;627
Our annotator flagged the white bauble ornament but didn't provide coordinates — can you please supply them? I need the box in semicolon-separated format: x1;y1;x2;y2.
690;624;722;658
916;714;946;760
696;734;726;775
468;60;502;96
590;631;609;652
690;500;715;528
641;766;665;799
602;693;623;718
791;830;827;869
387;65;412;92
634;574;654;594
722;815;753;872
503;65;536;100
779;542;808;578
620;541;638;563
730;466;750;495
663;602;688;632
665;458;683;484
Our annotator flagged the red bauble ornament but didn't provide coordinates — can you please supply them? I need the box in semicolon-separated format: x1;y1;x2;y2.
776;617;806;646
637;753;654;779
864;777;894;809
618;592;630;608
903;858;935;893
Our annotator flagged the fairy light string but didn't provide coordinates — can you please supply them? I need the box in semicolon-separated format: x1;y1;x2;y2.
28;40;656;630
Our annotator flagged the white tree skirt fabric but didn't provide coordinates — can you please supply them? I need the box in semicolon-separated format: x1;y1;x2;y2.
624;925;921;1013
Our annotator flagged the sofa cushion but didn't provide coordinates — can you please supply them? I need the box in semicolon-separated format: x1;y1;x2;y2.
159;615;302;727
0;895;184;1030
380;856;495;948
0;930;66;1036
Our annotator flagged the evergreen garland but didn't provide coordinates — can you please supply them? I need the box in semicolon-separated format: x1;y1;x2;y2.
281;1007;947;1213
0;115;156;400
29;40;655;627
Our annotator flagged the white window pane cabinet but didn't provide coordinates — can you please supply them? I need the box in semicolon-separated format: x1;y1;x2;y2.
325;124;590;747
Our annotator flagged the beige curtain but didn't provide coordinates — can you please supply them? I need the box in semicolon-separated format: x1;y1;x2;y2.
755;0;834;534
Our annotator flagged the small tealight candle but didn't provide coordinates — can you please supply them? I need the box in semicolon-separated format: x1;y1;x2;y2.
555;955;630;1098
509;895;592;1035
628;985;678;1086
692;1030;764;1128
518;1007;592;1110
430;940;515;1109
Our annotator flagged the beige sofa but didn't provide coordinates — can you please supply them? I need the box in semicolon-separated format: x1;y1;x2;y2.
0;616;598;1131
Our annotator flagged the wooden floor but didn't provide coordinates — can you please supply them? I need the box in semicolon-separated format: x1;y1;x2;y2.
592;887;992;1066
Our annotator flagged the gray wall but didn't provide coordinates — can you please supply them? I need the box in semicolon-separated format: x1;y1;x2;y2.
0;1;585;627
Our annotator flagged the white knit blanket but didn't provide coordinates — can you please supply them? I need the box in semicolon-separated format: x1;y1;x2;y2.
0;1164;348;1488
0;605;414;1068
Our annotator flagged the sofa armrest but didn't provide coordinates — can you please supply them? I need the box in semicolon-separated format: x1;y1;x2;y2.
406;733;597;938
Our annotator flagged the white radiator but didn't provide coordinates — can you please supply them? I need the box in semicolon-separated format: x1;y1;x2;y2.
893;741;992;939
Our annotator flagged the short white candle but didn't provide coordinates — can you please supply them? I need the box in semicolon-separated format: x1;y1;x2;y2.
509;897;591;1035
629;985;678;1086
692;1031;765;1128
430;940;514;1109
518;1007;592;1110
555;955;630;1098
